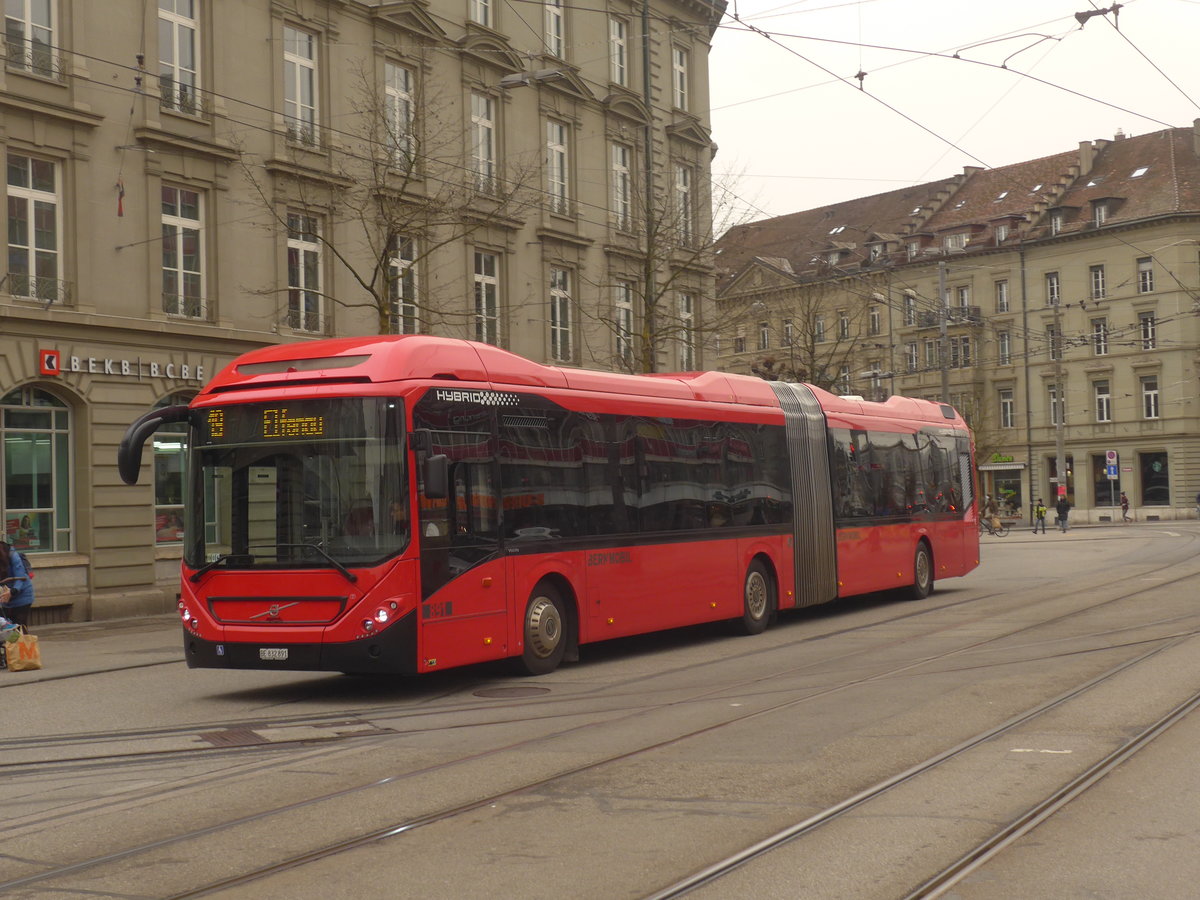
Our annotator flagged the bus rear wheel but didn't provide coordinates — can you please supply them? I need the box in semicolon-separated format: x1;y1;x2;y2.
518;583;568;675
908;542;933;601
739;561;774;635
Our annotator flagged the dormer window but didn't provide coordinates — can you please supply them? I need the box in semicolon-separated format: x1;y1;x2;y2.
943;232;966;252
906;241;919;260
995;223;1009;243
868;243;884;262
1093;201;1108;226
1050;211;1063;235
827;251;840;265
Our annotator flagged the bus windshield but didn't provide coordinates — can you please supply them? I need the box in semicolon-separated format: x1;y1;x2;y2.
185;397;407;570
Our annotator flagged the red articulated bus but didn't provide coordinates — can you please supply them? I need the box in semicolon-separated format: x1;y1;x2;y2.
118;336;979;676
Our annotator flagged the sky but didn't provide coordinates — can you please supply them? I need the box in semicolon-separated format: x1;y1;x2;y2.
708;0;1200;226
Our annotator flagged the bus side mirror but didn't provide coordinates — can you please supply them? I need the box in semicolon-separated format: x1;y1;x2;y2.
423;454;448;499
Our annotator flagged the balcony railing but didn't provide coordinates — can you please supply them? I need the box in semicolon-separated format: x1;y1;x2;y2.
159;80;211;119
3;274;72;306
3;37;64;80
162;292;207;320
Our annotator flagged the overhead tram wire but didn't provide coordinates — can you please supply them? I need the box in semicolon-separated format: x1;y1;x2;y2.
1083;0;1200;114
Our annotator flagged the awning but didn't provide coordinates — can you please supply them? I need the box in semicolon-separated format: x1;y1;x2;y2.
978;462;1026;471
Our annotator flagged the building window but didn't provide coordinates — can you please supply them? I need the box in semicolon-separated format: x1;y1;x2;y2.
732;334;745;354
1139;451;1169;505
994;280;1008;313
952;336;971;367
469;0;491;27
286;212;322;332
384;62;414;168
158;0;200;114
782;319;794;346
1091;317;1108;356
549;266;572;362
1094;380;1111;423
1089;264;1106;299
924;338;938;369
905;342;918;372
4;0;54;77
5;153;60;302
1048;385;1062;426
903;292;916;326
1045;271;1060;306
757;321;769;352
1137;256;1154;293
1046;324;1062;360
1139;312;1156;350
868;305;881;335
998;331;1011;365
867;243;883;263
1093;201;1107;226
1140;375;1159;419
614;280;634;368
470;92;496;192
161;185;204;319
674;163;693;245
0;386;71;553
1050;211;1063;235
942;233;966;252
610;143;632;231
999;388;1014;429
678;292;696;370
906;241;919;261
836;366;850;394
995;223;1009;243
815;316;825;343
955;284;970;308
282;26;318;145
837;309;849;340
474;250;499;345
609;17;627;86
545;120;569;214
544;0;564;58
671;46;688;109
388;236;417;334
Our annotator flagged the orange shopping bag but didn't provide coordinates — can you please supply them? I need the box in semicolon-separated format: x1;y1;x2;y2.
7;629;42;672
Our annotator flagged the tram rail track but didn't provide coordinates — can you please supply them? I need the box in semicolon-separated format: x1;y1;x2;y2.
3;563;1199;898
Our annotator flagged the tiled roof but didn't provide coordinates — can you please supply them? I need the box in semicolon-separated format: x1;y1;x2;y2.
717;123;1200;293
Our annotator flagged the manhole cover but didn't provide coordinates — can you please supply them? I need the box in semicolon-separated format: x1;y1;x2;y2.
473;686;551;698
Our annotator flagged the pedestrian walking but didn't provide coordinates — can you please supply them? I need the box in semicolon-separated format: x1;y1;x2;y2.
1033;499;1047;534
1056;496;1071;532
1120;491;1131;523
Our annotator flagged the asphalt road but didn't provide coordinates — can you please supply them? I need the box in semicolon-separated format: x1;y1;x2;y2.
3;520;1199;899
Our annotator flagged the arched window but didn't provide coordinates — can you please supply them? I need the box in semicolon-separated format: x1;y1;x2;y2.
1;386;72;553
153;393;193;544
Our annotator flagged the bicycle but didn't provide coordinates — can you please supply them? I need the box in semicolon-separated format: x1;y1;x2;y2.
978;519;1010;537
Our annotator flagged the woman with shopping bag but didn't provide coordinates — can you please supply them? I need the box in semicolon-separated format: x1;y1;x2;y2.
0;540;35;628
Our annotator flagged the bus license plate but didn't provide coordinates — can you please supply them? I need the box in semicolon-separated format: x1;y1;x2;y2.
259;648;288;661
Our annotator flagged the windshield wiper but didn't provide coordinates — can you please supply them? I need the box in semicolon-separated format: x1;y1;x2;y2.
271;543;358;583
189;553;252;583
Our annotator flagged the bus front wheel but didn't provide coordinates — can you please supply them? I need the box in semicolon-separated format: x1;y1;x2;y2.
739;561;774;635
518;583;568;675
908;543;933;601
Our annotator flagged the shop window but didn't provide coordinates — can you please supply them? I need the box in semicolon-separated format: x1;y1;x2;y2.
1139;452;1169;506
1;386;71;552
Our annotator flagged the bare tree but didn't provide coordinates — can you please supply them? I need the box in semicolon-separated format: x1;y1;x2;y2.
233;58;540;336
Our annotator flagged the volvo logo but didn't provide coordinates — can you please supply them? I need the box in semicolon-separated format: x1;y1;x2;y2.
249;601;299;620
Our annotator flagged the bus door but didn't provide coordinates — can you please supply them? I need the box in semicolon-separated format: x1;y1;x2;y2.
416;448;509;670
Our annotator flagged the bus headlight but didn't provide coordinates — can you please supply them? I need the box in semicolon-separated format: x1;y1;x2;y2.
375;608;390;624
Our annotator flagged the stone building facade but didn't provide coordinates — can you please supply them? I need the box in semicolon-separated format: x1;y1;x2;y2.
1;0;723;621
716;125;1200;524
